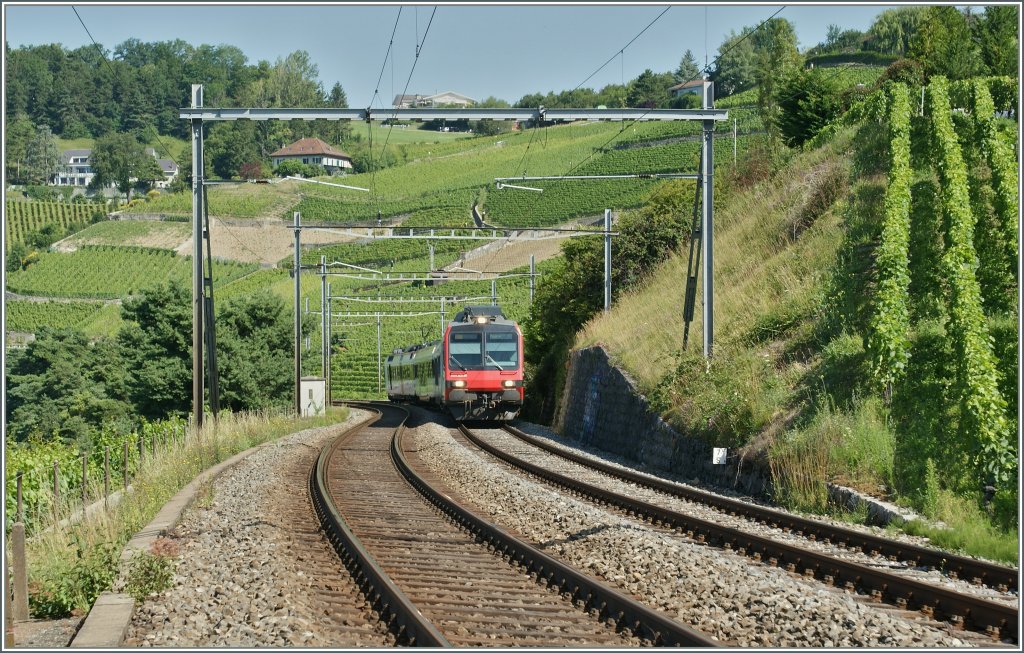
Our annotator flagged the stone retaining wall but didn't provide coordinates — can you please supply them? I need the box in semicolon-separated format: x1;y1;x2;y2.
554;346;773;498
554;346;920;526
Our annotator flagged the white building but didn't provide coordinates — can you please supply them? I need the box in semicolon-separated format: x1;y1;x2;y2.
392;91;477;108
52;147;178;189
53;149;94;187
270;138;353;174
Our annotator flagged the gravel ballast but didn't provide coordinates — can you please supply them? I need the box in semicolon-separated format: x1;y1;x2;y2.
125;410;392;647
410;420;971;647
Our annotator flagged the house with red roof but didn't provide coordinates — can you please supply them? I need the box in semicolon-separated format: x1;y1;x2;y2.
270;137;353;174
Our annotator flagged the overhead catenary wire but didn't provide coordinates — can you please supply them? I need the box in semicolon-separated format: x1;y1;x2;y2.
371;6;437;221
571;6;672;94
71;6;181;169
557;5;786;180
511;5;670;183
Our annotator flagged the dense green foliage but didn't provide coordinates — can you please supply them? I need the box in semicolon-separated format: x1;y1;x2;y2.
925;77;1013;491
970;79;1019;301
867;84;912;395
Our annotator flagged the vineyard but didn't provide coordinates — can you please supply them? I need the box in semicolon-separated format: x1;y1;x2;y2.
6;246;259;299
61;220;191;250
5;301;103;333
5;200;106;251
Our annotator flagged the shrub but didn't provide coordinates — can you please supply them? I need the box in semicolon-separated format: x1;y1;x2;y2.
124;540;177;602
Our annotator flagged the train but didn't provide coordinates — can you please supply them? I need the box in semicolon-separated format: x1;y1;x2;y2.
384;305;524;421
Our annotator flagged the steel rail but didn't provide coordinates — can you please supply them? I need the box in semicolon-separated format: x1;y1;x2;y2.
310;405;450;646
389;418;720;646
456;426;1017;642
503;425;1018;593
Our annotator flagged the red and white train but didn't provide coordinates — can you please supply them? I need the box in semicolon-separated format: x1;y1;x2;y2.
384;305;524;421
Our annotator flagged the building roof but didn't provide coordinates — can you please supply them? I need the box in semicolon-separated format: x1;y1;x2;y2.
157;159;178;173
61;149;91;163
427;91;476;104
668;79;706;92
270;137;351;160
391;94;423;106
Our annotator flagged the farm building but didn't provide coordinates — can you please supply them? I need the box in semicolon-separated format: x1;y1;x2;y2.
668;79;705;97
271;138;353;174
392;91;477;108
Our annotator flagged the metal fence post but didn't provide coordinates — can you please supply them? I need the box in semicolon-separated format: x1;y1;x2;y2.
294;211;302;416
52;461;60;519
81;454;88;509
104;447;110;508
123;440;130;490
604;208;611;312
529;254;535;305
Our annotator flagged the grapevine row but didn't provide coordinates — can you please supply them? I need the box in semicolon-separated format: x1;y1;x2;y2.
868;83;913;396
970;80;1019;281
926;76;1013;488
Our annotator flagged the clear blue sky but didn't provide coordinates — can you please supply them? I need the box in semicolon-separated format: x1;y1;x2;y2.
4;3;903;106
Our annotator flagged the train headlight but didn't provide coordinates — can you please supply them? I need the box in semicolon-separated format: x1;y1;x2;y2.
476;317;488;324
502;380;515;388
452;380;467;388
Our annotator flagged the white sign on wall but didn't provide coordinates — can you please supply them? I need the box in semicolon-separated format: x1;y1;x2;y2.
712;448;728;465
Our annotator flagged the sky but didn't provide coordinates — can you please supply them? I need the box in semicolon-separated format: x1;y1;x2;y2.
3;3;910;106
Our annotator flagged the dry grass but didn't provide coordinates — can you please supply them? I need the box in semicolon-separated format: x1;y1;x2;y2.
21;407;349;616
577;129;856;392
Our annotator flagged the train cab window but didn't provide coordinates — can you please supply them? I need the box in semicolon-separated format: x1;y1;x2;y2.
449;332;482;368
485;331;519;370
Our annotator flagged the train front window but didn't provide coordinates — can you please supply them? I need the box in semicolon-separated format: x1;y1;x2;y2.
485;331;519;370
449;332;482;368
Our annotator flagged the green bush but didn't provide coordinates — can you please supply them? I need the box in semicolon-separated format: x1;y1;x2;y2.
28;538;118;618
124;547;176;602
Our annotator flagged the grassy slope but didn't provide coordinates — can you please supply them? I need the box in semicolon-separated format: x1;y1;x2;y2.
576;117;1018;562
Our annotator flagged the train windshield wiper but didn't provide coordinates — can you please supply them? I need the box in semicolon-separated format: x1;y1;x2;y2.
449;355;466;371
485;354;504;371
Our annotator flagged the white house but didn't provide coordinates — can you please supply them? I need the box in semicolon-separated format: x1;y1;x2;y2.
668;79;705;98
270;138;353;174
52;147;178;189
53;149;94;187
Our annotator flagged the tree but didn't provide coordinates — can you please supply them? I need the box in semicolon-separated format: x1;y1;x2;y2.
712;28;757;97
239;161;270;180
23;124;61;185
216;290;294;411
117;283;192;420
867;7;926;55
973;6;1019;77
675;49;701;83
5;114;36;184
751;18;801;136
910;6;984;80
626;69;674;108
5;328;131;442
775;69;845;147
89;132;156;201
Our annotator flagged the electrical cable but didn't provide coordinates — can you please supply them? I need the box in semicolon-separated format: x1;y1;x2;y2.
371;6;438;219
71;6;181;170
571;6;671;94
558;5;786;179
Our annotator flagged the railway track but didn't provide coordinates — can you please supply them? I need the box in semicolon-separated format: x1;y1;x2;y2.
312;402;719;646
455;423;1018;644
